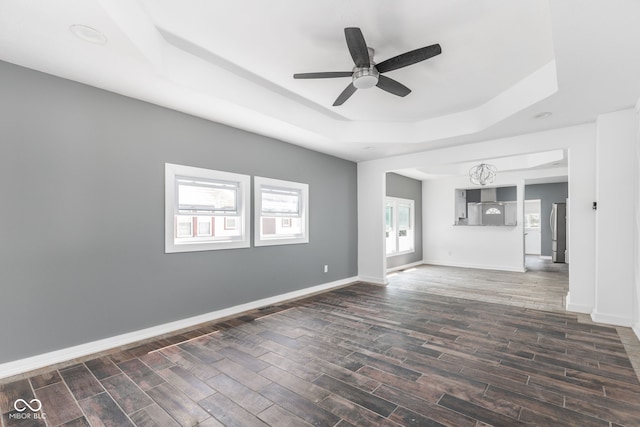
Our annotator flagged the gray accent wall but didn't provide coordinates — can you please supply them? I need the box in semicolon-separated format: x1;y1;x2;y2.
386;173;423;269
0;61;357;363
525;182;569;257
496;186;517;202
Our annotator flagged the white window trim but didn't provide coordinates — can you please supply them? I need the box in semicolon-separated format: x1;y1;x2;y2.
254;176;309;247
386;196;415;258
165;163;250;253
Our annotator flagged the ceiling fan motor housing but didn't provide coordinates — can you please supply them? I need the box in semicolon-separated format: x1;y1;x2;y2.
352;46;378;89
352;66;379;89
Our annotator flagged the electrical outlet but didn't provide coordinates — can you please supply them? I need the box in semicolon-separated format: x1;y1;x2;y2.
323;265;328;273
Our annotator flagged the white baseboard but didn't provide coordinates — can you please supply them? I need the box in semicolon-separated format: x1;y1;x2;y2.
566;303;593;314
422;260;526;273
540;256;552;260
633;323;640;341
386;261;424;273
358;275;388;286
590;310;634;327
565;292;593;314
0;276;358;380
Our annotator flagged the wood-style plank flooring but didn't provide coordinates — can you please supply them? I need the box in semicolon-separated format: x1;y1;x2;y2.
2;261;640;426
387;256;569;312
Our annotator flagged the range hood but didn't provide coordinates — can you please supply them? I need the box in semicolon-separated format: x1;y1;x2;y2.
480;188;497;202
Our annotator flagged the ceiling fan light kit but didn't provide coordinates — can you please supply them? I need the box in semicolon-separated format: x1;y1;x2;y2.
294;27;441;106
352;66;379;89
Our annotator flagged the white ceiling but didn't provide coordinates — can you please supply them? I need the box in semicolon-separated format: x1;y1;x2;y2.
140;0;554;122
392;147;570;187
1;0;639;164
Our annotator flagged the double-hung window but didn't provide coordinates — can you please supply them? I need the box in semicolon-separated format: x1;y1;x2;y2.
254;176;308;246
385;197;415;256
165;163;250;253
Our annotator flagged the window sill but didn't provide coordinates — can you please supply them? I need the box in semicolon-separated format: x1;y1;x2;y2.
255;237;309;247
386;250;415;258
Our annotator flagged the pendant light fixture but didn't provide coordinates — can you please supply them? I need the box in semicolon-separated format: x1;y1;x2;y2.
469;163;497;186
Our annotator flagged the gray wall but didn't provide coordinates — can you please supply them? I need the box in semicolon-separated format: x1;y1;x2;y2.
525;182;569;257
386;173;423;268
496;186;517;202
0;61;357;363
466;189;481;203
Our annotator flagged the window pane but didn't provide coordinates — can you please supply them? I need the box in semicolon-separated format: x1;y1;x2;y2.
385;205;393;230
196;218;212;236
175;214;242;241
398;230;413;252
525;213;540;228
176;218;192;237
177;178;237;213
261;216;302;238
398;205;411;230
261;187;300;215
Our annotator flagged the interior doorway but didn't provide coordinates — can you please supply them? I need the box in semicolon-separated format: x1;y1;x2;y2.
524;199;542;255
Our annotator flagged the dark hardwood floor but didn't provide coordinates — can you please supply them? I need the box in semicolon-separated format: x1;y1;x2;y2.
2;268;640;426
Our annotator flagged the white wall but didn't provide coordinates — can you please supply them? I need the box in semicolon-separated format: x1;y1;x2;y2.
565;133;598;313
593;109;637;326
423;176;525;272
357;109;640;331
358;123;596;314
358;162;387;284
635;101;640;338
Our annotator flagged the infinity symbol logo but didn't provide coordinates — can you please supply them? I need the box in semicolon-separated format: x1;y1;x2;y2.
13;399;42;412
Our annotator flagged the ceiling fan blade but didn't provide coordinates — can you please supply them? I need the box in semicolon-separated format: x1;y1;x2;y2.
376;44;442;73
293;72;353;79
344;27;370;68
333;83;357;106
376;75;411;97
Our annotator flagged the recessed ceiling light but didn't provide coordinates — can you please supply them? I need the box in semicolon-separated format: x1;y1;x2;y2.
534;111;552;119
69;25;107;45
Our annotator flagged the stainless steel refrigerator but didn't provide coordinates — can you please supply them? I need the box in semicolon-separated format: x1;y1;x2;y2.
550;202;567;263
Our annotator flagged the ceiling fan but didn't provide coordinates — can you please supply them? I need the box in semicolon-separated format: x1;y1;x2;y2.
294;27;441;106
